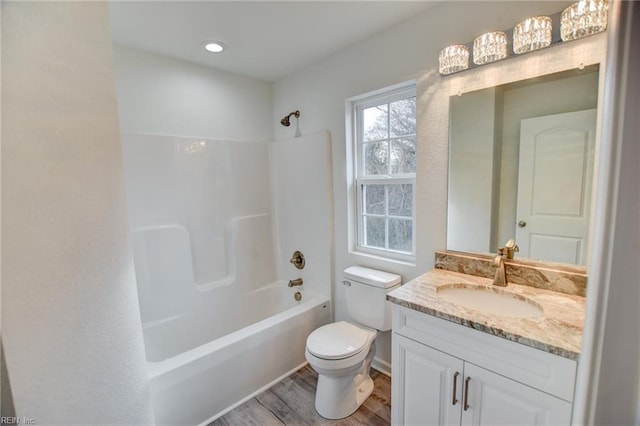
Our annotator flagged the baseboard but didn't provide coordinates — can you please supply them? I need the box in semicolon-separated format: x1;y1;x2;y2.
200;361;309;426
372;357;392;377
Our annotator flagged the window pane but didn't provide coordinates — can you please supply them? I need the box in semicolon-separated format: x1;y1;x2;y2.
388;184;413;217
390;97;416;137
391;138;416;174
364;216;385;248
363;104;388;142
364;184;385;214
364;141;389;175
389;218;412;252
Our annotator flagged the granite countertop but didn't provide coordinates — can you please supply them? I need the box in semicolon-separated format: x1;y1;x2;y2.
387;269;586;360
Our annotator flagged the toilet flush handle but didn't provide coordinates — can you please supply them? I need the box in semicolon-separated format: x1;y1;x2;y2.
342;280;351;287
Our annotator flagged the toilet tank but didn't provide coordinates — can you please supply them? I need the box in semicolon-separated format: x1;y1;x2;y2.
343;266;401;331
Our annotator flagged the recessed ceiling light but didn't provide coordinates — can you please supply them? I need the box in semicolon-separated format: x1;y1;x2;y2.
204;41;225;53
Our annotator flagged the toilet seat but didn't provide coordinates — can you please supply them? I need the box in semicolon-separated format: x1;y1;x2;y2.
306;321;374;360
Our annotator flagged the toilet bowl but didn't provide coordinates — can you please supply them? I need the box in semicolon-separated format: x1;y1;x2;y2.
305;321;377;419
305;266;401;419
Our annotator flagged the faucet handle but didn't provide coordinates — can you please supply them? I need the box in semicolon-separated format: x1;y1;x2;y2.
503;239;519;260
289;250;305;269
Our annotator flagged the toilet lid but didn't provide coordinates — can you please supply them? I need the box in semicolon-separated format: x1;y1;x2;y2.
306;321;371;360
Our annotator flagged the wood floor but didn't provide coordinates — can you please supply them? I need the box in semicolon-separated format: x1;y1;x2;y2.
210;365;391;426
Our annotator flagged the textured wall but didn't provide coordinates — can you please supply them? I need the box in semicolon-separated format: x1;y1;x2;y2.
2;2;154;424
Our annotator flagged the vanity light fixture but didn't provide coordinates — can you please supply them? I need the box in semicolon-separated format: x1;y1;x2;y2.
473;31;507;65
513;16;553;54
439;44;470;75
204;41;226;53
561;0;609;41
437;1;609;77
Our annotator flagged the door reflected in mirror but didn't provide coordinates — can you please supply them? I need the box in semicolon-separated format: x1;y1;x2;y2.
447;66;599;266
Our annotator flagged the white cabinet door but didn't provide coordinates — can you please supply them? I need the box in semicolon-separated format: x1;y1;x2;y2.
392;334;464;426
461;363;572;426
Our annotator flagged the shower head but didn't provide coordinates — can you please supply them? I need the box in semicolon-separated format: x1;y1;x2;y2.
280;110;300;127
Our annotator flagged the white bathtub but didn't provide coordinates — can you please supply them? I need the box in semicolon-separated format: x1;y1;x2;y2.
144;283;331;425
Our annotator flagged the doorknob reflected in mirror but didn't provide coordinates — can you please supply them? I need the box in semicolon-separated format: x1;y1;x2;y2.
518;221;527;227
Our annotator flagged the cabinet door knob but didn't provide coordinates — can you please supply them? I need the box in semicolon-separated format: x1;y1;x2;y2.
463;376;471;411
518;220;527;227
452;372;460;405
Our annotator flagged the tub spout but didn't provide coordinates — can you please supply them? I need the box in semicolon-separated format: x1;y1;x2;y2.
288;278;303;287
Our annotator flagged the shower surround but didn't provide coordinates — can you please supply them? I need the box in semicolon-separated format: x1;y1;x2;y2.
121;131;333;425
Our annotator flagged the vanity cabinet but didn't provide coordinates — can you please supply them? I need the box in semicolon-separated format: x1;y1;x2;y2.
391;306;576;426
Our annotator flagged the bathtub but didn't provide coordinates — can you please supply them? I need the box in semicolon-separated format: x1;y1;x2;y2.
144;283;331;425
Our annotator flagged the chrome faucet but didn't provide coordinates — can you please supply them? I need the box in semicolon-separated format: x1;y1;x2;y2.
493;248;507;287
288;278;303;287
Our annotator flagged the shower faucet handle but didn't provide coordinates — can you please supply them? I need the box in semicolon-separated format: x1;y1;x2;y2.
289;250;305;269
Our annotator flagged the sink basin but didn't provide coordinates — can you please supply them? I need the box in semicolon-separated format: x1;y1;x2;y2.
436;284;543;318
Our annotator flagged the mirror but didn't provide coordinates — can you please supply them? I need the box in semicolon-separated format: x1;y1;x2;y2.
447;66;599;266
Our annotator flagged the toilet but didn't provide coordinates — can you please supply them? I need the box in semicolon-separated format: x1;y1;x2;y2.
305;266;401;419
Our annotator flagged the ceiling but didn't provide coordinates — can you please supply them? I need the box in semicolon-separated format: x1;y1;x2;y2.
108;1;439;82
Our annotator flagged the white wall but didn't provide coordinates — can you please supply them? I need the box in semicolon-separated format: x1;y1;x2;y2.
113;45;273;142
272;0;571;369
2;3;154;424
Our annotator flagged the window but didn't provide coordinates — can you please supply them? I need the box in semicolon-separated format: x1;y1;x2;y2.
350;84;416;260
